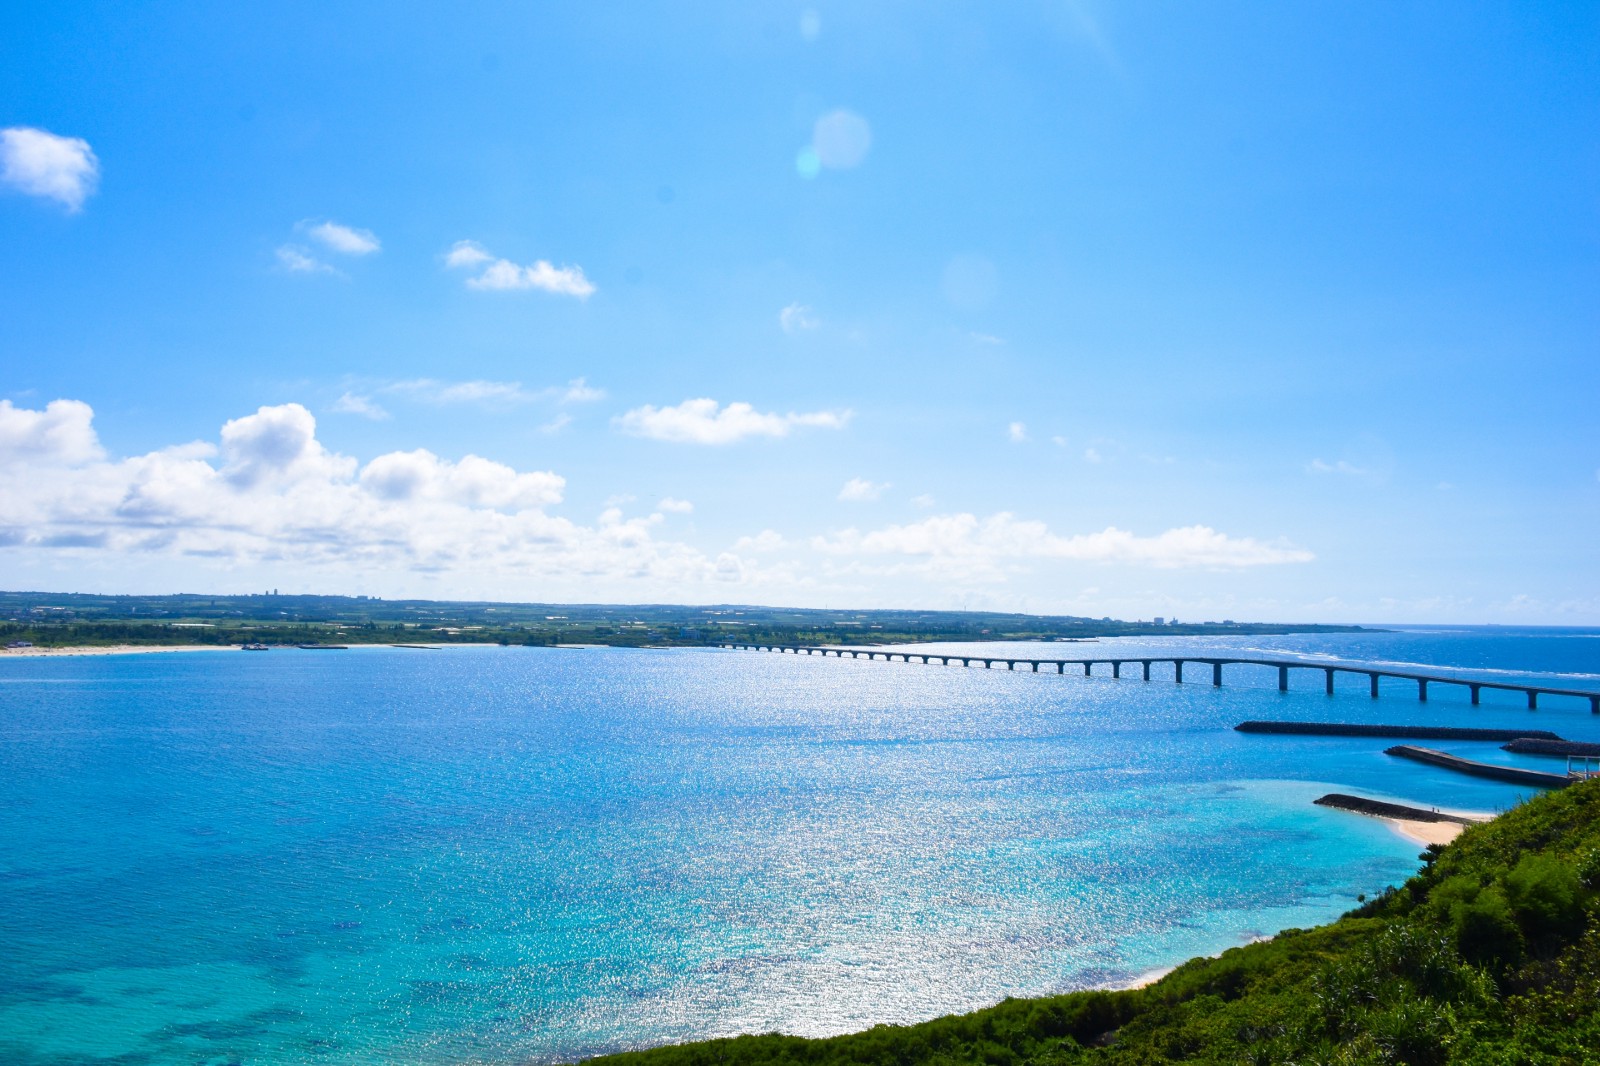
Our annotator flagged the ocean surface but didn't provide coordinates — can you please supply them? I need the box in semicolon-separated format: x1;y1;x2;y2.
2;626;1598;1065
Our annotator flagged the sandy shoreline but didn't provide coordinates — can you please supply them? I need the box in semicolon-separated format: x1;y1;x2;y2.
0;644;239;658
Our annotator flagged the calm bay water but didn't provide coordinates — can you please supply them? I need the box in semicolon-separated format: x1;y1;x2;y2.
2;627;1598;1065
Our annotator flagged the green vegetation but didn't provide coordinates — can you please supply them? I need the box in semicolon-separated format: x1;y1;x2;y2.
0;591;1365;650
584;781;1600;1065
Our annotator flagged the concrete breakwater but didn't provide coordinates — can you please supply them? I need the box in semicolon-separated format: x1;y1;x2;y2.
1502;738;1600;757
1236;721;1561;742
1384;745;1573;789
1313;793;1479;824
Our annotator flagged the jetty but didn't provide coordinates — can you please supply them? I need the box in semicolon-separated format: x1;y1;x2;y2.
1384;745;1573;789
1503;738;1600;757
1236;722;1561;741
1313;793;1479;825
722;643;1600;713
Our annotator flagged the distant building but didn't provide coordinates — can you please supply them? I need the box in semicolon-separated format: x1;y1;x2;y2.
1153;617;1165;625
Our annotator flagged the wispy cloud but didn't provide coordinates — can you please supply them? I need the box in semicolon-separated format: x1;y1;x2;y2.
1008;421;1027;443
1307;458;1371;477
814;513;1313;570
304;220;380;256
558;378;605;403
838;477;889;502
615;398;851;445
276;245;337;275
390;379;536;406
658;497;694;514
331;392;390;420
780;303;819;333
445;240;595;298
384;377;604;410
0;127;99;212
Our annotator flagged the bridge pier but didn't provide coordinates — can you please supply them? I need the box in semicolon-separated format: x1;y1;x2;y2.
1325;668;1335;695
1113;661;1122;679
1529;691;1538;710
1032;661;1039;672
1142;660;1151;681
1370;673;1380;698
1213;662;1223;687
1419;679;1428;702
1006;660;1015;671
1279;666;1289;692
1175;660;1184;684
1471;684;1481;705
1084;662;1092;677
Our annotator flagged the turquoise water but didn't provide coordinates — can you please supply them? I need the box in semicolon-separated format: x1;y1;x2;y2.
1;628;1597;1065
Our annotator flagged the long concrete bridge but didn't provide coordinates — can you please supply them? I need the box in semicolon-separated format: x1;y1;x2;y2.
720;643;1600;714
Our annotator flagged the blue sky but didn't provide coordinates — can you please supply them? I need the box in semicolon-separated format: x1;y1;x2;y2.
2;2;1597;622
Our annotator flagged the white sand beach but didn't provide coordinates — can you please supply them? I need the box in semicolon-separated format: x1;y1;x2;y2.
0;644;239;658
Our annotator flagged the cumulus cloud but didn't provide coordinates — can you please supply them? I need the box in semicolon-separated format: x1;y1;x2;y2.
911;494;936;509
780;303;819;333
0;399;104;465
614;398;850;445
305;221;380;256
657;497;694;514
445;240;595;298
838;477;889;502
813;513;1313;570
0;127;99;212
0;399;776;592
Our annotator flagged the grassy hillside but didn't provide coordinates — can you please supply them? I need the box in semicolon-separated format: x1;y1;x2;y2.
583;780;1600;1065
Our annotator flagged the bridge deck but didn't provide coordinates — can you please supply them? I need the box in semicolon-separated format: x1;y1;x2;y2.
720;643;1600;713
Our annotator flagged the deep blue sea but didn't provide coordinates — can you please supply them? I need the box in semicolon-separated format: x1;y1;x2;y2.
2;627;1598;1065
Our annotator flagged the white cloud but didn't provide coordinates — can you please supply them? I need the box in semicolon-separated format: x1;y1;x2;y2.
838;477;889;502
540;414;573;434
614;398;850;445
0;399;104;465
559;378;605;404
911;494;936;509
1008;421;1027;443
361;449;562;510
331;393;389;420
811;109;872;170
780;303;819;333
1084;447;1103;464
658;497;694;514
813;513;1313;570
445;240;595;298
389;379;535;406
1308;458;1371;477
445;240;494;268
970;332;1004;346
1051;436;1068;448
276;245;335;274
0;400;780;593
305;221;380;256
735;529;786;552
799;9;821;41
0;127;99;212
